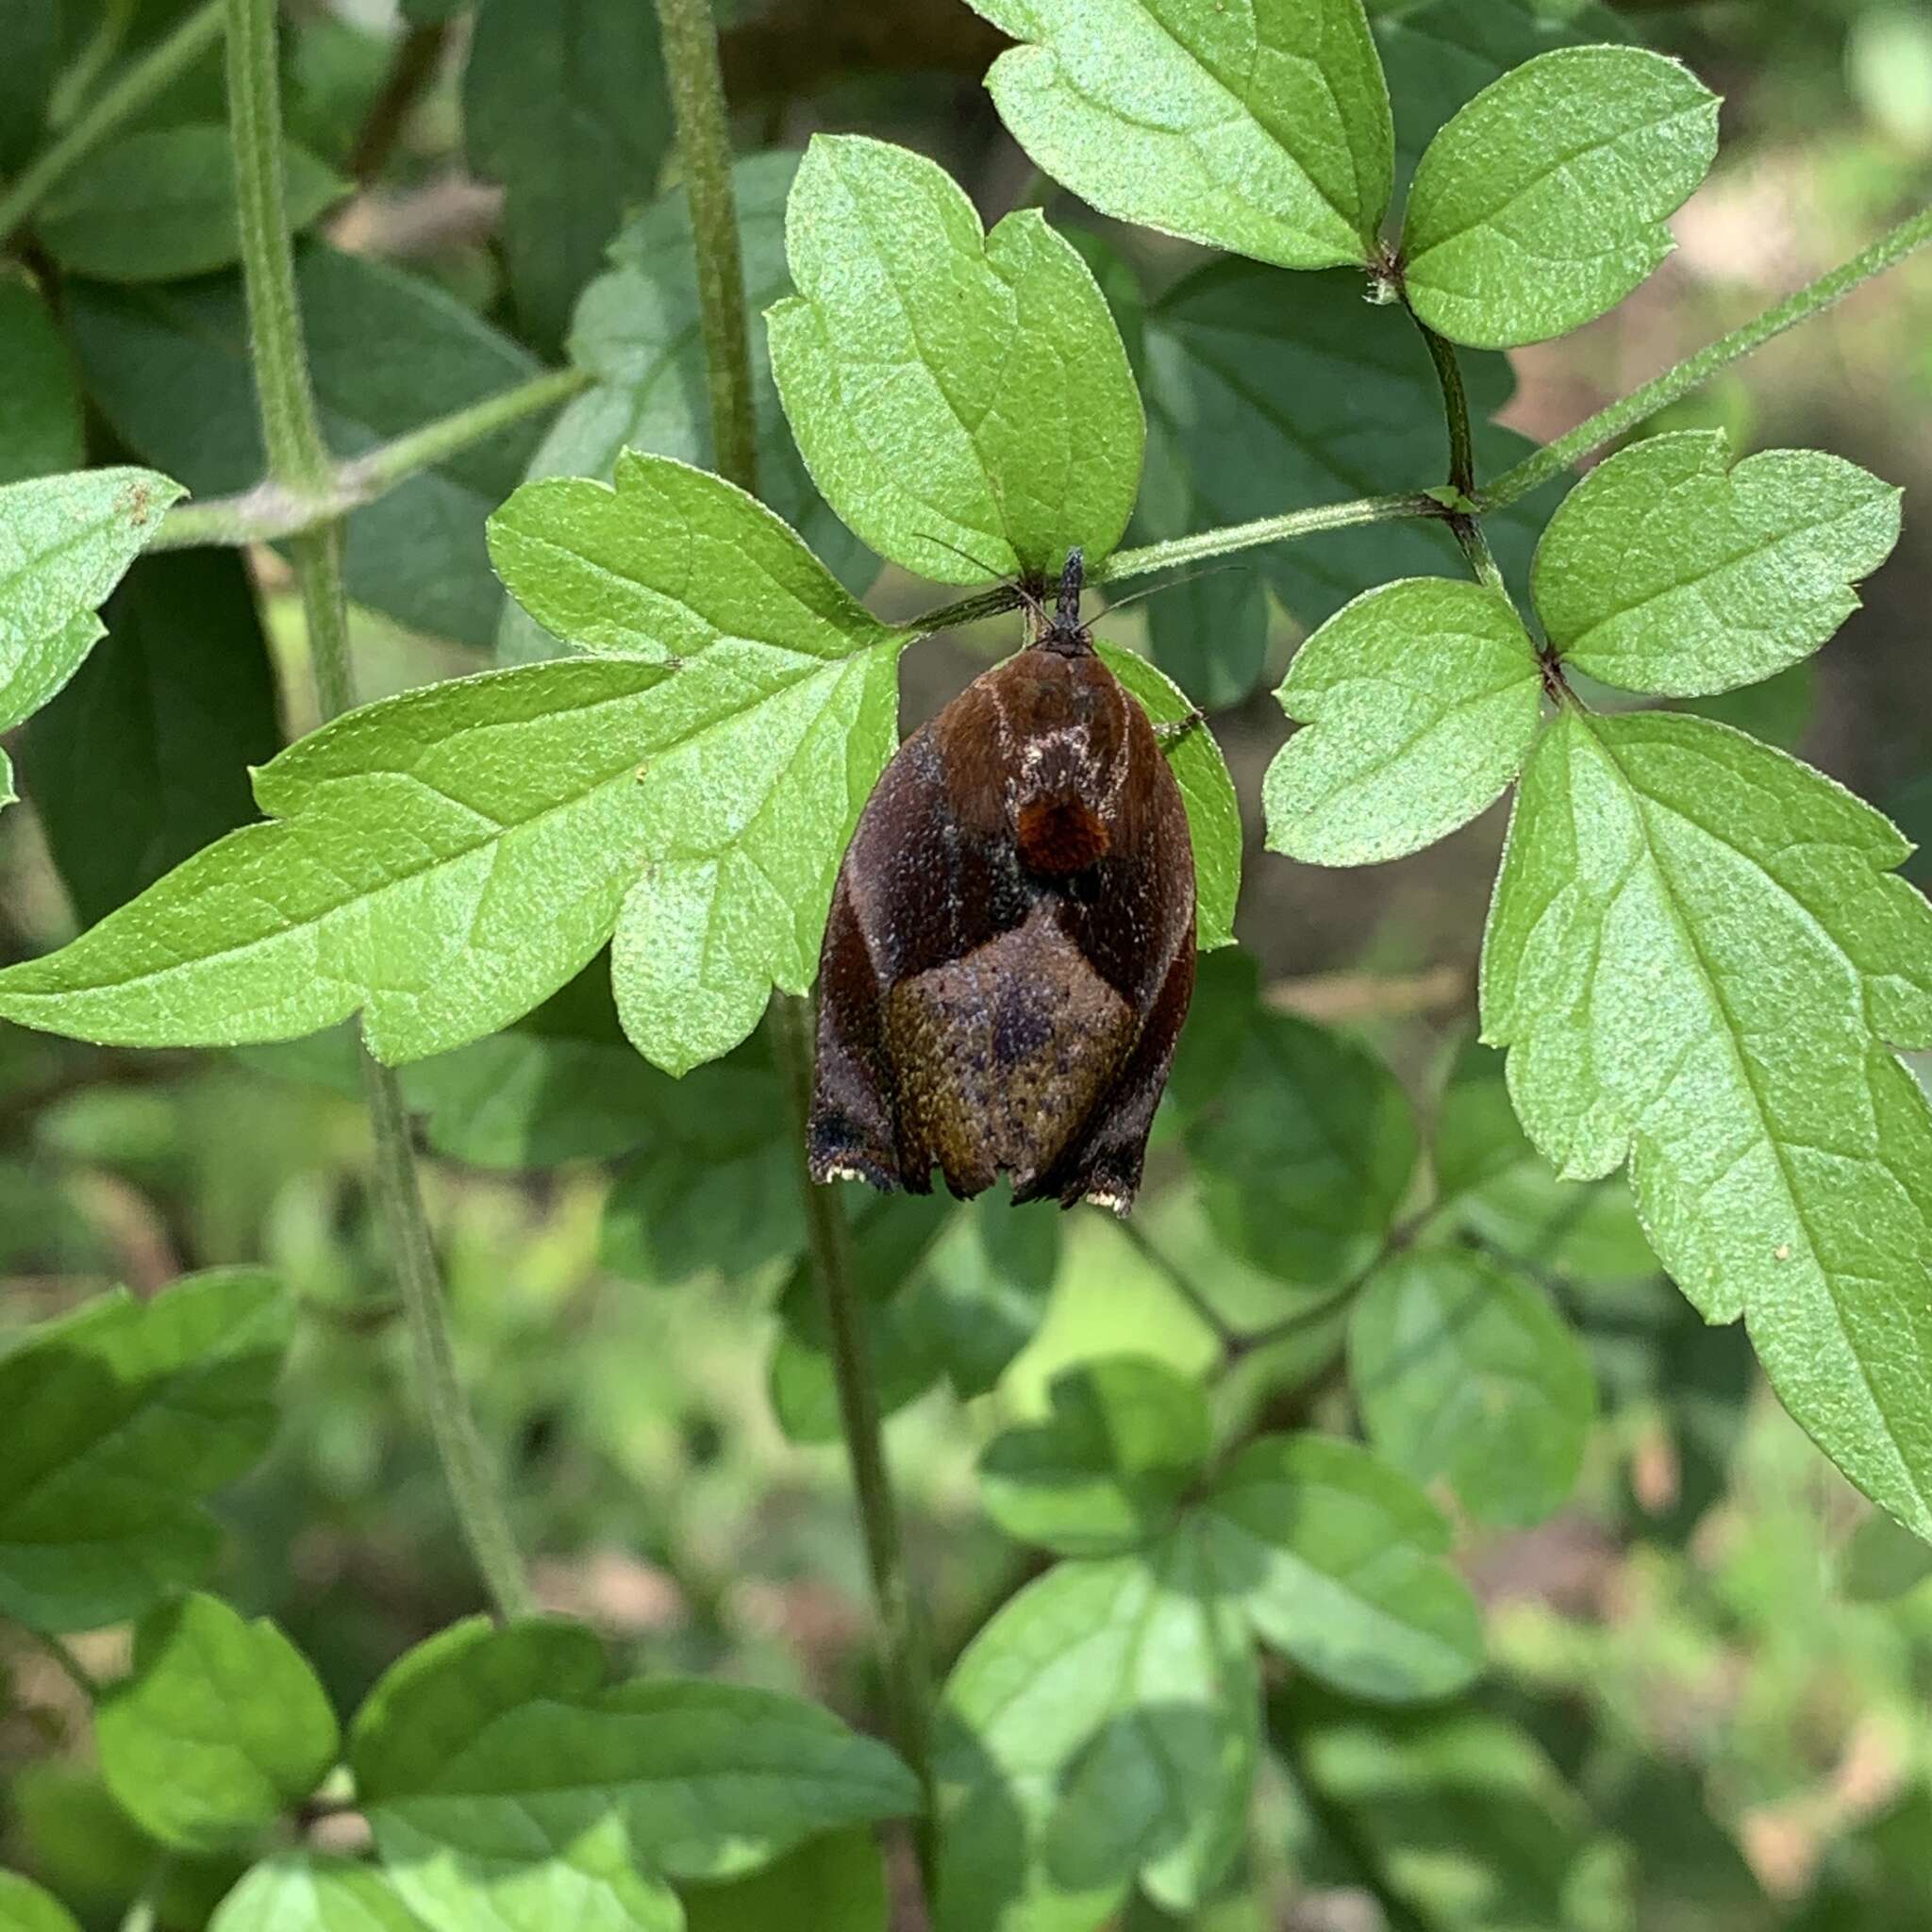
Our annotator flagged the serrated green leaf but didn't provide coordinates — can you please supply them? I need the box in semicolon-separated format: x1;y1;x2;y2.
3;465;900;1072
38;126;345;282
500;151;872;663
352;1618;919;1932
1374;0;1634;200
1401;46;1720;349
937;1541;1257;1932
68;247;554;648
1351;1248;1595;1526
1265;576;1543;864
0;272;84;486
1482;708;1932;1536
768;135;1143;584
1177;996;1419;1289
20;549;281;926
97;1592;340;1853
1141;260;1563;631
0;1874;81;1932
1532;430;1902;696
1275;1691;1634;1932
0;469;184;777
208;1856;431;1932
681;1829;886;1932
1097;642;1240;947
462;0;670;352
1199;1434;1482;1701
0;1269;289;1632
966;0;1393;270
978;1357;1212;1557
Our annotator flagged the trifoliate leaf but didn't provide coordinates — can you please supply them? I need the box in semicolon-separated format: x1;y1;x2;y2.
1482;708;1932;1536
1352;1248;1595;1526
1198;1435;1482;1701
352;1619;918;1932
1401;46;1720;349
768;135;1142;584
965;0;1393;270
0;1271;289;1632
0;461;901;1075
1532;430;1902;696
97;1593;340;1853
977;1357;1213;1557
937;1542;1257;1931
1097;642;1240;947
1264;576;1543;864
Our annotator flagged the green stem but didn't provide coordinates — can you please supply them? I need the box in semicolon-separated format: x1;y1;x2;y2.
651;0;939;1891
224;0;531;1624
152;366;587;550
1407;305;1509;596
1113;1215;1241;1352
1484;203;1932;512
1095;491;1433;586
0;0;225;244
48;0;139;129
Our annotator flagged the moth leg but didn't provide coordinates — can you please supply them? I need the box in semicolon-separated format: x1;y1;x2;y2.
1040;936;1196;1215
808;874;919;1193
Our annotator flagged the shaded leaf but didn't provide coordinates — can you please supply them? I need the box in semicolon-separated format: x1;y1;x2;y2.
1401;46;1720;348
0;0;58;171
967;0;1393;269
768;135;1142;584
1533;430;1902;697
0;271;84;485
1483;708;1932;1536
1200;1435;1482;1701
0;1874;79;1932
1265;576;1542;864
98;1592;340;1853
39;126;345;282
1352;1247;1595;1526
21;549;282;925
978;1357;1212;1557
681;1829;886;1932
0;1270;289;1632
1840;1510;1932;1603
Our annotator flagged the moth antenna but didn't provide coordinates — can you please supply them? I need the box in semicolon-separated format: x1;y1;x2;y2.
1093;560;1250;620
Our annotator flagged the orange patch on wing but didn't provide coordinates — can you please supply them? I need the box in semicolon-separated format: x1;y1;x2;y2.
1017;797;1109;874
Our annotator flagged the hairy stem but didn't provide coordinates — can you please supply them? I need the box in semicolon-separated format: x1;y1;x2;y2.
0;0;225;243
1407;306;1510;596
651;0;940;1890
1485;204;1932;511
153;366;587;550
224;0;531;1624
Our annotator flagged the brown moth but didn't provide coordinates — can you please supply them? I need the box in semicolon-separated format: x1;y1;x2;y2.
808;549;1195;1214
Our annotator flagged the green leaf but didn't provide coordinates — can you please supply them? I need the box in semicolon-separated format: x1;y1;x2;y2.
1482;708;1932;1536
978;1357;1212;1557
1199;1435;1482;1701
208;1856;431;1932
1176;995;1419;1289
1276;1691;1633;1932
38;126;346;282
913;1194;1062;1400
1374;0;1634;200
1265;577;1543;864
352;1618;919;1932
1840;1509;1932;1603
1400;46;1720;349
1351;1248;1595;1526
937;1543;1257;1931
68;246;554;648
0;1269;289;1632
0;271;84;485
1140;260;1563;631
97;1592;340;1853
1097;642;1240;947
1531;430;1903;697
20;549;282;925
966;0;1393;270
463;0;670;353
0;0;58;172
768;135;1142;584
1143;552;1272;713
681;1830;886;1932
0;1874;81;1932
0;466;185;816
501;151;872;664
